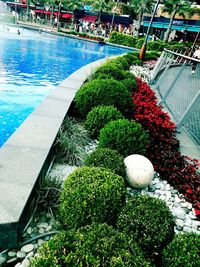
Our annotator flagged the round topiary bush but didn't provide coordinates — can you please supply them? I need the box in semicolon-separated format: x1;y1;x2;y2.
85;148;126;177
31;223;153;267
121;71;137;92
110;57;130;70
98;119;149;157
122;70;136;80
84;105;125;138
59;166;126;229
122;52;139;66
74;79;133;118
90;73;113;80
161;233;200;267
92;62;125;80
122;78;138;93
116;195;175;259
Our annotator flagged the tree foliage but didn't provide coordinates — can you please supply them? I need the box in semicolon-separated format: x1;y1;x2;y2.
162;0;192;42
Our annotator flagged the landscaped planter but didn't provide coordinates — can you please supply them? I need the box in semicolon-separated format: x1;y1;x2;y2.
4;52;199;267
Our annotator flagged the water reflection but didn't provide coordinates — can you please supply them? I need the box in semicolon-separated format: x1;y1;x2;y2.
0;25;130;146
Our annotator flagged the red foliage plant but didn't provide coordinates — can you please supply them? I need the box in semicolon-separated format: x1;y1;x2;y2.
132;78;200;215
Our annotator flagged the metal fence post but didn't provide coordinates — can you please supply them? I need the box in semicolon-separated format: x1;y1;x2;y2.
153;54;175;96
150;51;167;83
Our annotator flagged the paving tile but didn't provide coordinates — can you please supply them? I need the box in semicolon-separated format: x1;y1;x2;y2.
0;144;48;185
5;114;62;149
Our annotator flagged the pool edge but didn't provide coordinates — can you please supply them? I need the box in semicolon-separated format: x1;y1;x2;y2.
0;58;105;250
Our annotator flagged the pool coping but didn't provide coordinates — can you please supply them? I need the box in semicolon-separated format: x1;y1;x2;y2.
0;58;105;250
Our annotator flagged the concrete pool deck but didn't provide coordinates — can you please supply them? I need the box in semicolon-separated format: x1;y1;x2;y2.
0;59;105;249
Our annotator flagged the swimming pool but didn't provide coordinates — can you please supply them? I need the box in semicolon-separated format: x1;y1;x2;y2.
0;25;130;146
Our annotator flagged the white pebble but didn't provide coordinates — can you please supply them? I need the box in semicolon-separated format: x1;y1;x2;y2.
181;202;188;208
21;244;34;253
183;226;192;232
46;225;52;232
17;251;26;259
26;227;32;235
37;222;49;229
37;239;45;247
172;207;186;220
25;251;34;259
0;256;7;265
34;244;38;249
22;258;30;267
38;228;45;234
165;184;171;190
160;195;166;201
165;191;171;200
176;219;184;227
8;251;17;257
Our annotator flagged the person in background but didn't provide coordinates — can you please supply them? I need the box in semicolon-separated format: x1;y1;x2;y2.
191;46;200;74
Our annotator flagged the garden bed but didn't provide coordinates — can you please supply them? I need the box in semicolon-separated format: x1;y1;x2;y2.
2;51;200;267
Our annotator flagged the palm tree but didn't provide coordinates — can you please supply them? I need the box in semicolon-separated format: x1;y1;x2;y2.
87;0;114;26
188;6;200;17
63;0;84;26
126;0;153;36
162;0;191;42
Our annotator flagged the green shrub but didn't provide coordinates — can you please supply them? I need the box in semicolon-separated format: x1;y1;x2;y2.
85;105;124;138
144;51;161;60
67;30;78;35
166;43;184;50
74;79;133;118
122;52;139;66
78;32;87;37
85;148;126;177
147;40;165;51
117;195;175;259
121;71;137;92
109;31;137;48
59;166;126;229
92;62;125;80
54;116;91;166
110;57;130;70
131;51;140;57
122;70;136;80
136;37;145;49
98;119;149;157
32;223;153;267
122;78;138;92
132;59;143;66
90;73;113;80
161;233;200;267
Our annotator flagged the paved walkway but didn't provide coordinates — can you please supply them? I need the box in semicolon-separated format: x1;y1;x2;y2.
151;65;200;161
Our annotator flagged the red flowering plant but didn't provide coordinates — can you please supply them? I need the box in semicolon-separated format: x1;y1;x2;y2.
132;78;200;215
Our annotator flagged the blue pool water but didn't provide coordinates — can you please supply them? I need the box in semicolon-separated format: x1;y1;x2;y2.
0;25;130;146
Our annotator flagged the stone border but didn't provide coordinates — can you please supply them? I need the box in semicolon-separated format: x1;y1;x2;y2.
0;59;105;250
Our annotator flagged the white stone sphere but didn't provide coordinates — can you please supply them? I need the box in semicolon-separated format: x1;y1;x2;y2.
124;154;154;188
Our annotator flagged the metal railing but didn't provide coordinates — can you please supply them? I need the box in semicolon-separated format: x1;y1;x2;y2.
150;48;200;145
